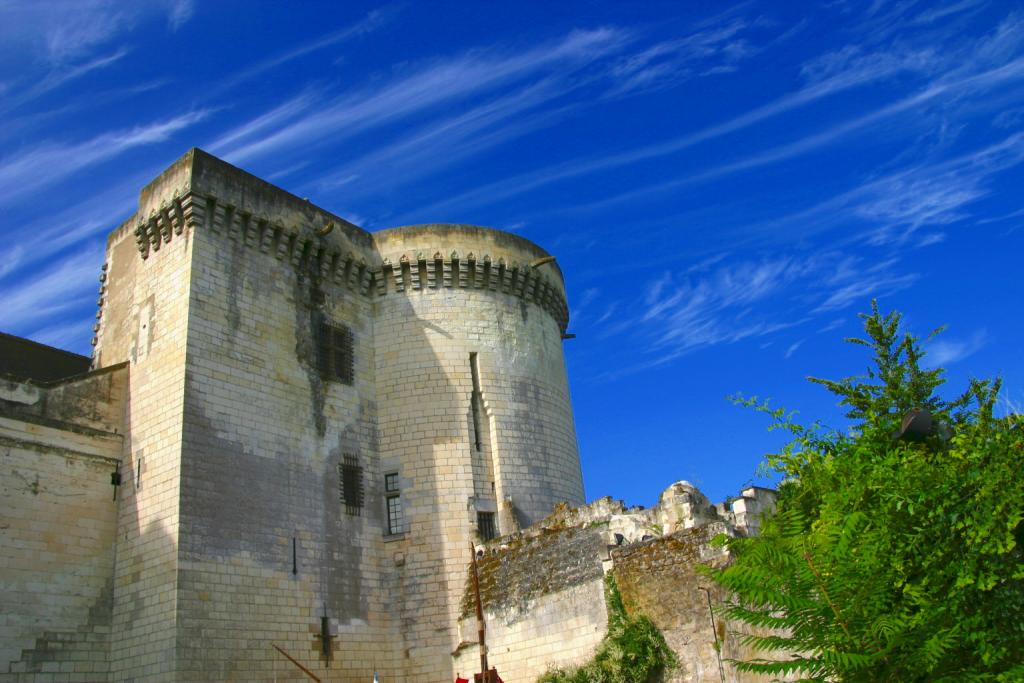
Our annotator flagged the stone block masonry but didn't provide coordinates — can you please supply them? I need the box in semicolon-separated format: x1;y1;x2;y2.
1;365;127;682
2;148;583;682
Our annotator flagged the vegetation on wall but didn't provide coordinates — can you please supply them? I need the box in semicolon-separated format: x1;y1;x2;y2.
538;573;677;683
704;303;1024;681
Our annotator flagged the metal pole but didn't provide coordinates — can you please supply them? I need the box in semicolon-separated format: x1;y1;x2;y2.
470;543;489;682
699;587;727;683
271;644;322;682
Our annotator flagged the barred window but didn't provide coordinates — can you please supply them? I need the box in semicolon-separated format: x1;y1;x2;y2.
477;511;496;541
385;473;403;535
338;455;363;516
318;322;353;384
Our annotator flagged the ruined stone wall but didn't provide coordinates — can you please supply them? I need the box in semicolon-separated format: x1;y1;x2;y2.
612;524;767;683
372;225;584;682
453;526;609;683
0;365;127;436
0;370;126;681
451;486;782;683
454;582;607;683
97;182;196;681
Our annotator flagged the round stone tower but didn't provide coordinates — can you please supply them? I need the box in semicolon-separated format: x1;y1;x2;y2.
371;224;583;678
373;224;583;525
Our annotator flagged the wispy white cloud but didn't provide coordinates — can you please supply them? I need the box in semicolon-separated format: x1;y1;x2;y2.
415;40;943;217
569;288;601;325
40;3;130;65
594;302;620;326
813;270;919;313
0;48;130;115
976;207;1024;225
0;245;25;280
164;0;194;31
737;132;1024;247
606;17;756;97
213;27;629;165
0;110;210;206
594;257;812;373
204;8;396;101
0;162;169;288
0;1;195;64
0;249;101;333
207;91;320;153
309;75;590;199
570;56;1024;217
29;319;96;352
912;0;988;26
926;329;987;367
993;106;1024;128
1;78;172;143
0;0;195;114
585;249;923;379
819;318;846;333
415;11;1024;223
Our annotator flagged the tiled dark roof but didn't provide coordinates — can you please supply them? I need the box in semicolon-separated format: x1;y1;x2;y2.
0;331;91;383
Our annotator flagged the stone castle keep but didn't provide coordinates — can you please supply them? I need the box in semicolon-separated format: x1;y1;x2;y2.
1;149;774;682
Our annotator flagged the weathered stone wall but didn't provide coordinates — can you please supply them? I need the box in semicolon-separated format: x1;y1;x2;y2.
373;224;581;526
0;370;125;682
0;365;127;435
98;182;196;681
2;149;588;682
453;525;609;683
173;165;394;681
451;486;781;683
454;581;608;683
612;523;769;683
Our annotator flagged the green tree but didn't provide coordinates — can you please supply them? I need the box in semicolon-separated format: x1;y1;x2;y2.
705;303;1024;682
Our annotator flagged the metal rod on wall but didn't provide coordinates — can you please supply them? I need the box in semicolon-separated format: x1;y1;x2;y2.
470;543;489;682
699;587;727;683
271;644;321;682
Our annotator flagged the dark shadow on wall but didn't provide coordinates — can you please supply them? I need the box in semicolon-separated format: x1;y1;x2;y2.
373;290;466;682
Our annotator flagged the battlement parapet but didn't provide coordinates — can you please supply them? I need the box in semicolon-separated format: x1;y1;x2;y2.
127;187;570;331
376;249;569;332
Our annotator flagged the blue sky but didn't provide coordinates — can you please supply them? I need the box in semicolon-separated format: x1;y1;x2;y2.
2;0;1022;507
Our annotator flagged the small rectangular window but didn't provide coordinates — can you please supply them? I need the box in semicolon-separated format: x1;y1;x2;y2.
477;511;496;541
318;322;353;384
385;473;403;535
338;455;363;516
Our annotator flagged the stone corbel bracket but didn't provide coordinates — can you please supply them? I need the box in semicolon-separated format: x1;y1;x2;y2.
133;192;569;332
133;192;375;296
375;250;569;334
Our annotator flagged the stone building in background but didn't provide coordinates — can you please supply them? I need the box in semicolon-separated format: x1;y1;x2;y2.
0;149;773;683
